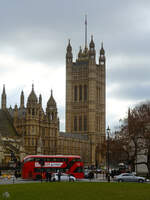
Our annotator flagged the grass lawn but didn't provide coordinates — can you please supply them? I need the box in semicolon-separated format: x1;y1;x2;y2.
0;182;150;200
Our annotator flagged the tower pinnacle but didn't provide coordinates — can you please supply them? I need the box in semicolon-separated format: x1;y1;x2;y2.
1;84;7;110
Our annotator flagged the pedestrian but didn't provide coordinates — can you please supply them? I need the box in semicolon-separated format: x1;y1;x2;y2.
48;172;52;182
58;171;61;182
89;171;94;181
14;170;18;179
107;173;110;182
46;171;49;182
96;171;98;179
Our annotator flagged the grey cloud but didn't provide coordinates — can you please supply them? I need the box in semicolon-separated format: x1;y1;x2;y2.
1;0;150;129
108;83;150;101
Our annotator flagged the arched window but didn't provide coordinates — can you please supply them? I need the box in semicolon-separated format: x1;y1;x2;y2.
79;116;82;131
74;86;77;101
79;85;82;101
74;116;77;131
32;108;35;115
84;85;87;101
84;115;87;131
52;112;54;120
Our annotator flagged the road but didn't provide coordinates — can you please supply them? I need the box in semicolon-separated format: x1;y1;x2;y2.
0;174;149;185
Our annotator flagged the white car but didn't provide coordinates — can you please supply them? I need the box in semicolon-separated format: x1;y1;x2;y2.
52;173;76;182
114;173;146;183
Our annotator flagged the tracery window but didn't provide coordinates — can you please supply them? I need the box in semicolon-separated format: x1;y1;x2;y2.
74;116;77;131
79;116;82;131
84;115;87;131
84;85;87;101
74;86;77;101
79;85;82;101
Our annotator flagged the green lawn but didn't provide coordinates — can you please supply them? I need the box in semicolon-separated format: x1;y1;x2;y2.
0;182;150;200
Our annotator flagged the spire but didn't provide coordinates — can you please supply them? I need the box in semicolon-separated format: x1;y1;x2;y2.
89;35;95;49
32;84;34;91
1;84;7;110
78;46;82;59
89;35;95;60
39;94;42;105
47;89;56;107
100;42;105;55
20;90;24;109
27;84;38;105
66;39;73;63
99;42;105;65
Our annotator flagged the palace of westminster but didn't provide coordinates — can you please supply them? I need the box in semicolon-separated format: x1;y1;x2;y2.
0;30;106;167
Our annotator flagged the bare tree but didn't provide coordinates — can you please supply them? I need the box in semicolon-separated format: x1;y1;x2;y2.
117;102;150;175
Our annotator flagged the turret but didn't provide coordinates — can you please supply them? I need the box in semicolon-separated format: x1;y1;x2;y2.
20;90;24;109
66;39;73;64
78;46;82;59
39;94;42;106
14;104;18;124
99;42;105;66
27;84;38;116
89;35;96;61
46;90;57;122
1;85;6;110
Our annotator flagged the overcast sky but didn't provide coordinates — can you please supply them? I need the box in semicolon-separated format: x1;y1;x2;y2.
0;0;150;132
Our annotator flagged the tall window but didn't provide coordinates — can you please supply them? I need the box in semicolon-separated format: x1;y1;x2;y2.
84;85;87;101
79;116;82;131
84;115;87;131
74;116;77;131
32;108;35;115
51;112;54;120
42;127;45;136
32;138;34;145
79;85;82;101
74;86;77;101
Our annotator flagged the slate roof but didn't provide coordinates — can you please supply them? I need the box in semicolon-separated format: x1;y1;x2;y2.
0;110;18;137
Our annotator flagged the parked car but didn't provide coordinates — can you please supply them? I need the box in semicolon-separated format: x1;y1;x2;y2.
114;173;146;183
52;173;76;182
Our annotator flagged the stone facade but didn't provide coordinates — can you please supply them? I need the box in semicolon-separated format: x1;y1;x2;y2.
0;35;106;167
65;37;106;166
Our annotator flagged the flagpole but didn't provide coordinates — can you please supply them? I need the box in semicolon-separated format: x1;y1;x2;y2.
85;14;87;48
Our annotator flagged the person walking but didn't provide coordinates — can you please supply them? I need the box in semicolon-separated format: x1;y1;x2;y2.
46;171;49;182
48;172;52;182
58;171;61;182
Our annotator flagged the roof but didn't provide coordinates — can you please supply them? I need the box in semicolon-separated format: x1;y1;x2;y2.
23;154;81;160
59;131;89;140
0;110;18;137
27;84;38;104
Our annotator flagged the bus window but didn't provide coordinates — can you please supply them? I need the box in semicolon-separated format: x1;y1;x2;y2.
74;167;83;173
34;158;41;162
24;157;35;163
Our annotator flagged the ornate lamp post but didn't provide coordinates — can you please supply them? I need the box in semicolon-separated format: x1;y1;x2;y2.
106;126;110;182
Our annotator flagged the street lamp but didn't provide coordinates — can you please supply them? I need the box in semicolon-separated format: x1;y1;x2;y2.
106;126;110;182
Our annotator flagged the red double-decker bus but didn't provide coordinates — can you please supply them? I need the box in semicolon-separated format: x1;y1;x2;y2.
21;155;84;179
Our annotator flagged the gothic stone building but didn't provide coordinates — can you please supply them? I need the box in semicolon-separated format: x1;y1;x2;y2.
0;36;106;167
